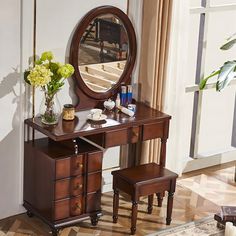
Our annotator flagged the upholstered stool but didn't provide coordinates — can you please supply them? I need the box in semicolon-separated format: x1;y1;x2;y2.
111;163;178;235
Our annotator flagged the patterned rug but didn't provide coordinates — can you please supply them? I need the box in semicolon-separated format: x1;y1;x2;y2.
148;216;224;236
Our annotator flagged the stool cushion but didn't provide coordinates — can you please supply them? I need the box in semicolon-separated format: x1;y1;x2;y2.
112;163;178;185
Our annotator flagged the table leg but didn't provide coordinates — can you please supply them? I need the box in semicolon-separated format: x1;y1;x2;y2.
113;189;119;223
160;138;167;168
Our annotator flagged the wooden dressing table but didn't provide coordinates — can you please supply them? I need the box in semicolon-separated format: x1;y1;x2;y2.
24;102;170;235
23;6;171;235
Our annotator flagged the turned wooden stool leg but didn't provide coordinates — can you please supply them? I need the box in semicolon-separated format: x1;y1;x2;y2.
131;201;138;235
166;192;174;225
147;194;154;214
157;192;164;207
113;189;119;223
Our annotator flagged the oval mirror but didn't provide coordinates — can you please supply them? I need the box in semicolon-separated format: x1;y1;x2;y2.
70;6;136;102
79;14;128;93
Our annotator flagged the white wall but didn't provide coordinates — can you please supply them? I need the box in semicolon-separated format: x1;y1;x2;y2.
0;0;128;220
0;0;24;219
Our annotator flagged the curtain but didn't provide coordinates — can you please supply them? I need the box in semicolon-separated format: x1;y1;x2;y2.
138;0;173;164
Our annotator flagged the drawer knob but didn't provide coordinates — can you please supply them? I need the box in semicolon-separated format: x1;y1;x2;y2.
74;202;81;210
76;163;83;169
74;183;83;190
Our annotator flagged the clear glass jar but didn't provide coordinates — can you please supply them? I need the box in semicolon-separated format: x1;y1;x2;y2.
39;92;61;125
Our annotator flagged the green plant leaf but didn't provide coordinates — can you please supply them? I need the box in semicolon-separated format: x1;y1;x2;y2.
220;39;236;50
216;61;236;91
199;79;207;90
199;70;220;90
220;33;236;50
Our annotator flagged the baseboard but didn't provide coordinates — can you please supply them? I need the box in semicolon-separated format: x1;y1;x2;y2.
183;149;236;173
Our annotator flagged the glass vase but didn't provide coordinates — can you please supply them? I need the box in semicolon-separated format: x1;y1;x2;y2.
40;92;61;125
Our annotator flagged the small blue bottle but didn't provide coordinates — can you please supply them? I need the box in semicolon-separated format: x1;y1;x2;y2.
127;85;132;104
120;85;127;106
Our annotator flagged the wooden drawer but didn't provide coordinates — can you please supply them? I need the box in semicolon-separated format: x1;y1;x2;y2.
87;172;102;193
86;192;101;213
87;151;102;173
70;196;83;216
54;196;83;220
55;158;70;179
130;126;140;143
142;122;164;141
55;155;83;179
54;199;70;221
71;155;84;176
105;128;128;147
55;176;83;200
104;127;141;147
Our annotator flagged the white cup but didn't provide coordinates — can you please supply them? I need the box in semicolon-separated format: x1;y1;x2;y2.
90;109;102;120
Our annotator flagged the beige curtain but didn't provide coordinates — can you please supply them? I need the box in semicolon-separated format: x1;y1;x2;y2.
139;0;173;164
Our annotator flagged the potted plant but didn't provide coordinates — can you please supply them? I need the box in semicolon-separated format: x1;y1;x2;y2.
200;33;236;91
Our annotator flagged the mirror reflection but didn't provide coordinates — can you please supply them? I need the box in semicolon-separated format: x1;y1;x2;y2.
78;14;129;93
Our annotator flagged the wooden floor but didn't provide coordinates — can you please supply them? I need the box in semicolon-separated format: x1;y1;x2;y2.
0;162;235;236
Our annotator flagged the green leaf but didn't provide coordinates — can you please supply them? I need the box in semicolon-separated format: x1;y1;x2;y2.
199;79;207;90
220;33;236;50
199;70;220;90
216;61;236;91
220;39;236;50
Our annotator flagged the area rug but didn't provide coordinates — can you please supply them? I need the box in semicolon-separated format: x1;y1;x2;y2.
148;216;224;236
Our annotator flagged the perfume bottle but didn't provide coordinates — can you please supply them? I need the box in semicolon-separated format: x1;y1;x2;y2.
115;93;121;108
120;85;127;106
127;85;132;104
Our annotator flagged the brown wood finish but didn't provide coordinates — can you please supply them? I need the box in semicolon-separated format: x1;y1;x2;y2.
142;122;164;141
24;104;171;235
70;196;83;216
55;176;84;200
54;199;70;221
86;192;102;213
112;163;178;235
55;158;71;180
71;155;84;176
105;128;128;147
24;138;103;234
55;179;70;200
69;6;137;109
87;152;103;172
24;102;171;142
87;172;102;193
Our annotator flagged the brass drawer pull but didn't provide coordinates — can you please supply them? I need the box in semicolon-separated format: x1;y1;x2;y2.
76;163;83;169
74;183;83;190
74;202;81;210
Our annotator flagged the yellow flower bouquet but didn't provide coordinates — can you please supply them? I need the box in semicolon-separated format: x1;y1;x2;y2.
24;51;74;124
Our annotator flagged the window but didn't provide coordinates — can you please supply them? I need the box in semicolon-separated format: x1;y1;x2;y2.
186;0;236;158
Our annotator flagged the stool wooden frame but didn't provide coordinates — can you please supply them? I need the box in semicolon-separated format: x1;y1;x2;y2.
112;163;178;235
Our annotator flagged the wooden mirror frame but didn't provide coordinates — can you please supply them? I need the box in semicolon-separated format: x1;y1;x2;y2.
69;5;137;110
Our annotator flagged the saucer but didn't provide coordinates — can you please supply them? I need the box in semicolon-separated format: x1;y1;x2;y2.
87;114;107;121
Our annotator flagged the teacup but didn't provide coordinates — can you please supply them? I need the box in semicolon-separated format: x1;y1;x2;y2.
90;108;102;120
